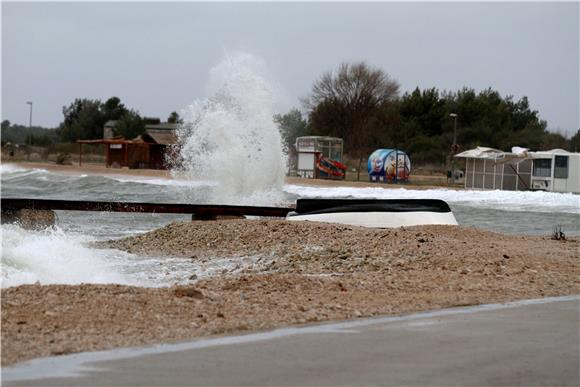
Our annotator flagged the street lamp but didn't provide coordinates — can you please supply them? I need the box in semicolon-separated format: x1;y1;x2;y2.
448;113;459;184
449;113;458;146
26;101;33;128
25;101;33;159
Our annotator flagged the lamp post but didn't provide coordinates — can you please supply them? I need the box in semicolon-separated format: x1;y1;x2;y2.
449;113;458;147
26;101;33;128
448;113;458;184
26;101;32;128
25;101;33;160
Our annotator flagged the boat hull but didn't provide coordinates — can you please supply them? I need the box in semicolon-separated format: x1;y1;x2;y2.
286;199;458;228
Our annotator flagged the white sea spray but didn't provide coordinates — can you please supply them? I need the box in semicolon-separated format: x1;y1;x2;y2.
173;52;287;205
0;224;128;288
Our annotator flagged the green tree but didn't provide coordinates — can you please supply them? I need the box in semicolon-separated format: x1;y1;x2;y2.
398;87;448;163
305;62;400;177
24;133;53;146
114;110;145;139
541;132;570;151
568;129;580;152
273;109;310;152
167;111;183;124
60;99;104;142
1;121;58;145
102;97;127;121
400;87;446;137
59;96;137;142
397;86;550;164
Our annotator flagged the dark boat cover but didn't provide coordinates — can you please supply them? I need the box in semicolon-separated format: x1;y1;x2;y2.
291;198;452;216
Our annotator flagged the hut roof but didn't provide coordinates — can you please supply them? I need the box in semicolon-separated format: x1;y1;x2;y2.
144;123;181;131
455;146;506;159
143;129;177;145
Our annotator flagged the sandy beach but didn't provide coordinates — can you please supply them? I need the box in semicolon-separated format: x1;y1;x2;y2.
2;217;579;366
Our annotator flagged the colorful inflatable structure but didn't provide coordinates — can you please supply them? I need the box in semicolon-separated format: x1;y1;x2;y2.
316;154;347;179
368;149;411;183
296;136;346;180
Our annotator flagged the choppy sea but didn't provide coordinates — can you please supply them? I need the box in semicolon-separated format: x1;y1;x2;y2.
2;163;578;289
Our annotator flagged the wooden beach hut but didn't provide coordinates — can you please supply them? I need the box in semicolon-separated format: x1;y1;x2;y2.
77;123;179;170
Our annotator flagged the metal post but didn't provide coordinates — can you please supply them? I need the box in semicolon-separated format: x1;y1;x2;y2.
465;158;469;189
26;101;33;128
453;115;457;146
449;113;458;183
472;158;476;189
483;159;487;188
25;101;33;161
394;149;398;183
515;162;519;191
123;144;128;167
492;158;496;189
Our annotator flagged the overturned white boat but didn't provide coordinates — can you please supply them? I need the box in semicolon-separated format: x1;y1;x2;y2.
286;198;458;228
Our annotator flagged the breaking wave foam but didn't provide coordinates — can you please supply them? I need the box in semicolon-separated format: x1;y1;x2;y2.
1;225;128;288
0;163;29;175
173;52;287;206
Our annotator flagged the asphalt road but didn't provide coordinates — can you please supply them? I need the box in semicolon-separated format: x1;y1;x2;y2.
3;296;579;386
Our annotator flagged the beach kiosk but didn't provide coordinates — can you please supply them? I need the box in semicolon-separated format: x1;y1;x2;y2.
295;136;346;180
528;149;580;193
455;147;580;193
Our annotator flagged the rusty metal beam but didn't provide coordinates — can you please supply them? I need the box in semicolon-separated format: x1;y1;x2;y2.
1;198;294;218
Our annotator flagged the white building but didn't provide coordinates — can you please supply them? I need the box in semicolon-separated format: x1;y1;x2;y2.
455;147;580;193
528;149;579;193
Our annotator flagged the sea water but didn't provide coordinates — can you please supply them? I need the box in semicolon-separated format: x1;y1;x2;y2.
2;52;579;288
2;164;579;288
1;52;290;288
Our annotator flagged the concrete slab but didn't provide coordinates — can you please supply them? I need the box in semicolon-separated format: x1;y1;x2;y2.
3;296;579;386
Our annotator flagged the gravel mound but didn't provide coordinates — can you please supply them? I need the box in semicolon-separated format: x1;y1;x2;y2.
3;220;579;366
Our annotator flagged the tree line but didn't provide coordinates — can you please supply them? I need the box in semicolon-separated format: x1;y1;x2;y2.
1;120;59;146
58;97;182;142
1;97;182;146
276;62;580;167
3;62;579;166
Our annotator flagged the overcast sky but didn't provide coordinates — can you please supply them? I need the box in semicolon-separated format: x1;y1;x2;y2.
2;1;579;136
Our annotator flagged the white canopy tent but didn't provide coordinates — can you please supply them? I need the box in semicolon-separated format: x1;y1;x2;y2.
455;147;580;193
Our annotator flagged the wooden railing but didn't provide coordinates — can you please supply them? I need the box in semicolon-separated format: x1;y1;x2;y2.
1;198;294;220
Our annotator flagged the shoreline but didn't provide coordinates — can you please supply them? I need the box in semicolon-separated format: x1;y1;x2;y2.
2;220;579;366
5;160;456;190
